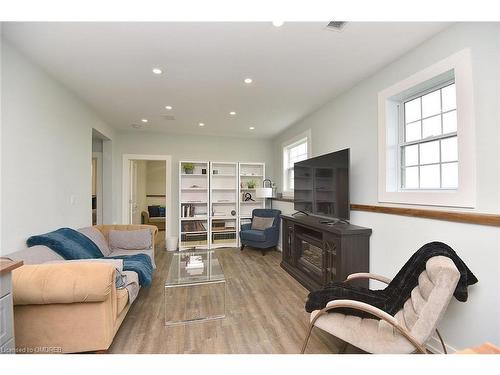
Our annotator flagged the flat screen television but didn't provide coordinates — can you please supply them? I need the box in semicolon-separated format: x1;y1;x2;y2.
294;148;350;220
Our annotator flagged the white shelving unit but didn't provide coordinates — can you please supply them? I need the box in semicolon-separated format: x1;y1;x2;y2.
179;161;210;250
178;161;266;250
238;163;266;242
210;162;238;248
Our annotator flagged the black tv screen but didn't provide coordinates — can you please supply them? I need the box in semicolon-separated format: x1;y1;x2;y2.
294;148;350;220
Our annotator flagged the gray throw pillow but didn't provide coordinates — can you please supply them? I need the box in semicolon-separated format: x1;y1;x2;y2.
78;227;111;256
109;229;152;251
251;216;275;231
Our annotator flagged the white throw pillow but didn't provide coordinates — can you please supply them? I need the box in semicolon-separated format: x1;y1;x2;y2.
78;227;111;256
251;216;275;231
108;229;152;251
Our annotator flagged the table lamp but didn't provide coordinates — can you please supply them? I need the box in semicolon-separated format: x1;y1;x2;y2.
256;179;273;208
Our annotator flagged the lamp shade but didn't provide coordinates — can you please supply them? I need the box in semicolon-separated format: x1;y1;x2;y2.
256;187;273;198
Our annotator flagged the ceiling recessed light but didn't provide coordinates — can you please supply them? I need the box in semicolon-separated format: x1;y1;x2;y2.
272;21;284;27
141;119;148;123
152;68;162;75
199;122;205;127
229;111;236;116
244;78;253;84
249;126;255;130
165;106;173;110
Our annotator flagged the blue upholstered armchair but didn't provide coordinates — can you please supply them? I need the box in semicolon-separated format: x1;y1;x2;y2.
240;209;281;255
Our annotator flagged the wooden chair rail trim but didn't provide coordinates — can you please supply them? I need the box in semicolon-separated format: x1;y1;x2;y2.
350;204;500;227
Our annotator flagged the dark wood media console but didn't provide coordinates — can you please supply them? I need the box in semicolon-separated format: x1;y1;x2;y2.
280;214;371;291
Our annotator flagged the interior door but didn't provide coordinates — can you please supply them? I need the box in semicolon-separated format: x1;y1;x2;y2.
129;160;139;224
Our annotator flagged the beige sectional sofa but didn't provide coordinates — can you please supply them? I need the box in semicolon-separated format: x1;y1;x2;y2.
9;224;157;353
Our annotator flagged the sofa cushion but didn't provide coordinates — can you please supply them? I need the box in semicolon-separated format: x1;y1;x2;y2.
251;216;275;230
122;270;140;304
8;245;64;265
240;229;266;242
108;229;152;251
78;226;112;256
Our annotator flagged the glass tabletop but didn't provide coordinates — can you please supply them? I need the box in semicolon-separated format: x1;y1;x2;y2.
165;249;225;286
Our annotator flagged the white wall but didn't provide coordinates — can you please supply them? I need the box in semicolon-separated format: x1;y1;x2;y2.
113;131;274;238
272;23;500;351
1;41;114;254
146;160;166;195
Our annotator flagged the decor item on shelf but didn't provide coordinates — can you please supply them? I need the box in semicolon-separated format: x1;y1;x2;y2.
213;169;218;175
243;192;254;202
256;178;274;208
183;163;195;174
186;255;204;269
190;184;201;188
202;168;207;174
246;180;257;189
231;210;236;216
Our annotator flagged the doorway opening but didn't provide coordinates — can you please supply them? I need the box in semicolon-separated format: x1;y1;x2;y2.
123;155;172;244
91;130;106;225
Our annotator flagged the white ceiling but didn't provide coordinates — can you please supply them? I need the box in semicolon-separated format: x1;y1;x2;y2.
3;22;450;138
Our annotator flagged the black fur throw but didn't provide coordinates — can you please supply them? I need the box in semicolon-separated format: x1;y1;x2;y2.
305;241;478;318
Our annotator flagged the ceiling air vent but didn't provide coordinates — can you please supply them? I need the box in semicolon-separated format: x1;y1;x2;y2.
326;21;347;32
162;115;176;121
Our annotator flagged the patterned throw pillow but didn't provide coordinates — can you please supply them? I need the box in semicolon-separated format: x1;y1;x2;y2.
251;216;275;231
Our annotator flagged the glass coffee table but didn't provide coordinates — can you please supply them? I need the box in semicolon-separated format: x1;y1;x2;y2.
165;249;226;325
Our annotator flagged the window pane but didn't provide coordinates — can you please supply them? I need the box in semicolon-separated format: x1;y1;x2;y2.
442;162;458;189
404;98;421;123
441;84;456;112
441;136;458;162
442;110;457;134
420;164;440;188
422;115;441;138
403;144;418;166
405;121;421;142
422;90;441;118
419;140;440;165
404;167;419;189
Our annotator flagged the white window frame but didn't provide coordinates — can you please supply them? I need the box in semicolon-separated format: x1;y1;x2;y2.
378;49;476;208
282;130;311;197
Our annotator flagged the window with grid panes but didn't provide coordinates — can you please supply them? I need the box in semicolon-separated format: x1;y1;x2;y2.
283;137;308;194
400;82;458;190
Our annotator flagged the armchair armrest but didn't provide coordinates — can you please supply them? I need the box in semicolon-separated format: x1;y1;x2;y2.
345;272;392;285
12;262;115;305
241;223;252;231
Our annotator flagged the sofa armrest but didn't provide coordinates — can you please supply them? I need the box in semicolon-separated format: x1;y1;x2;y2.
12;262;115;305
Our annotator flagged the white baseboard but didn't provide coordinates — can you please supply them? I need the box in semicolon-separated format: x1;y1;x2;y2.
426;334;456;354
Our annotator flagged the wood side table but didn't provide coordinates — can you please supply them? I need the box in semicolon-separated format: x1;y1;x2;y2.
0;259;23;354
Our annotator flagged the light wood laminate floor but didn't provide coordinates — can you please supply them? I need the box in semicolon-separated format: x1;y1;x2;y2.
109;240;350;354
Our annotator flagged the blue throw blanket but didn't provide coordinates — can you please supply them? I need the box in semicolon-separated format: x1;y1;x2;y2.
27;227;153;287
27;228;103;259
106;254;153;287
